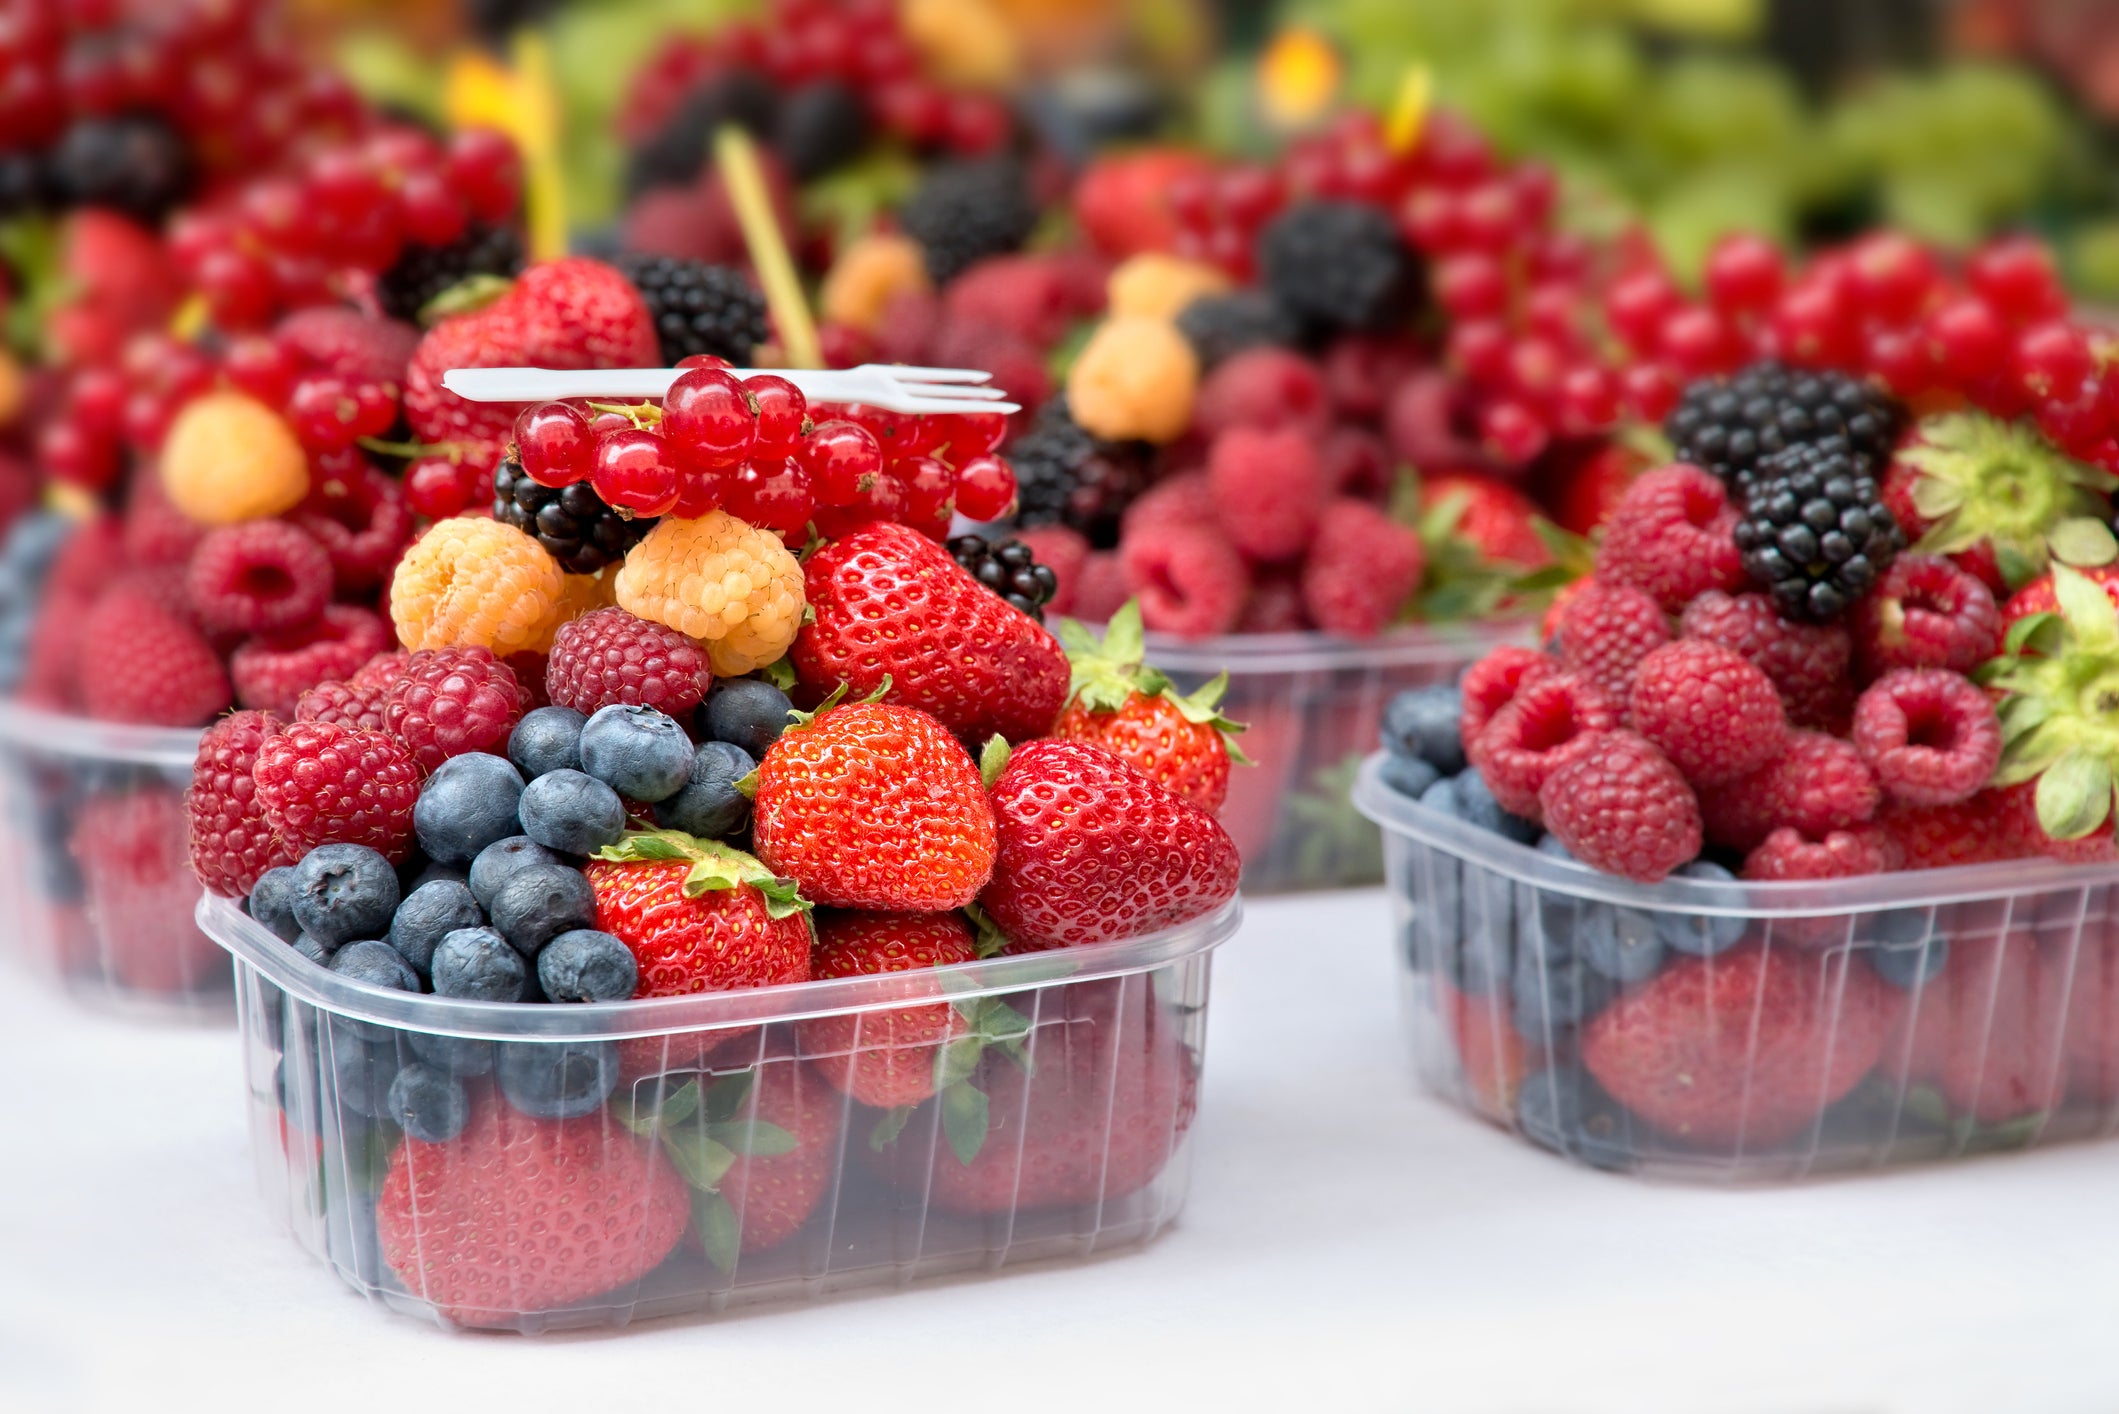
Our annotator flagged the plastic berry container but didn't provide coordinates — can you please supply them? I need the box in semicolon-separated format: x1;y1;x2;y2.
0;698;223;1017
1149;623;1532;894
1353;754;2119;1181
201;891;1241;1333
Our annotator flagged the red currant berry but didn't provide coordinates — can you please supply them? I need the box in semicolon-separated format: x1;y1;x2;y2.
662;366;757;470
2039;378;2109;458
1523;282;1584;345
588;411;631;437
1453;181;1523;256
304;147;386;227
1504;336;1567;410
448;127;523;224
1620;363;1682;423
1863;326;1929;398
1659;306;1739;379
515;402;596;488
68;366;126;440
395;168;468;248
1556;365;1620;435
675;354;732;371
1433;254;1508;322
952;454;1018;522
843;402;921;459
592;428;681;518
744;374;808;452
1479;399;1549;467
1767;282;1857;369
1924;297;2007;391
196;248;277;330
287;376;359;453
2015;320;2093;404
1848;232;1940;326
892;455;954;524
1968;236;2065;325
844;466;910;525
875;80;949;145
669;467;734;520
122;390;175;451
223;335;294;407
37;418;118;492
1704;233;1785;317
406;456;477;519
1447;320;1513;388
929;410;1007;466
349;381;398;439
944;92;1010;156
799;419;883;506
729;456;814;537
1606;269;1681;354
1398;189;1463;254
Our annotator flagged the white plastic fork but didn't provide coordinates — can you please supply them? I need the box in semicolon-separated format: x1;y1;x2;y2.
441;364;1021;415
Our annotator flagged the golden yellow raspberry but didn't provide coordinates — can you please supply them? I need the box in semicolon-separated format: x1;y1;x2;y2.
1107;253;1231;322
1066;316;1199;444
820;232;933;335
524;570;619;654
614;511;805;676
390;517;565;657
160;392;310;525
902;0;1019;89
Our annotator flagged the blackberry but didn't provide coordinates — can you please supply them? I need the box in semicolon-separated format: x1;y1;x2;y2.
1733;439;1905;624
775;80;868;182
899;158;1039;285
1665;360;1903;494
1174;291;1299;369
376;223;525;325
948;535;1059;622
1006;399;1151;550
49;116;190;221
624;71;778;197
1255;199;1420;337
492;461;655;575
614;253;768;366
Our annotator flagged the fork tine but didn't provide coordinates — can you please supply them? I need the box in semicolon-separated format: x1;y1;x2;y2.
898;383;1011;401
862;364;994;383
896;396;1021;415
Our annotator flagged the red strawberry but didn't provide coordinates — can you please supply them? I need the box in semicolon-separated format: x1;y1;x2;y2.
1582;944;1900;1148
797;911;978;1109
866;977;1195;1214
1051;602;1248;811
981;739;1240;952
1440;981;1540;1124
1883;930;2070;1124
793;522;1070;746
711;1052;845;1261
403;257;658;449
68;788;223;995
751;698;998;911
2064;924;2119;1106
1539;440;1645;538
1073;147;1217;258
1423;472;1552;569
374;1098;692;1329
2002;563;2119;630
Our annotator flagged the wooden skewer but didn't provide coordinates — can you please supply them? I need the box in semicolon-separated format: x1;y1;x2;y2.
716;125;822;371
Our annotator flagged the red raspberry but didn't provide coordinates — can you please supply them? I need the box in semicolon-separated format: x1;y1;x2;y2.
1012;526;1089;615
927;319;1053;421
1592;464;1746;611
381;647;532;773
18;592;89;710
47;517;124;601
942;255;1079;347
185;519;334;636
1121;471;1217;541
1300;499;1423;636
1554;578;1671;703
1538;730;1702;882
1743;825;1896;882
1629;639;1788;786
275;306;420;386
349;651;411;691
296;679;391;734
1466;671;1617;818
1236;570;1308;633
505;651;551;710
1880;793;2027;869
1194;347;1331;441
251;721;421;861
185;710;294;898
1073;550;1132;624
1852;668;2001;806
1701;730;1881;853
1209;426;1326;563
1679;589;1854;732
1852;554;2002;678
109;565;198;627
230;605;394;718
1119;523;1249;639
547;607;714;717
78;587;232;727
1320;426;1391;502
72;788;226;993
122;470;204;568
1459;645;1558;747
291;462;416;594
2001;564;2119;631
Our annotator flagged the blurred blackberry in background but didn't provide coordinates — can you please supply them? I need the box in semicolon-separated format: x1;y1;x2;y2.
948;535;1059;621
377;223;525;324
1666;360;1902;495
615;253;769;365
900;158;1039;285
1734;439;1905;623
493;461;655;575
624;71;778;197
1175;291;1301;369
775;80;868;181
1007;398;1152;550
1256;200;1420;336
49;117;191;221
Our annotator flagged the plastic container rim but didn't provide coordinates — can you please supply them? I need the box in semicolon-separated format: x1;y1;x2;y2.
200;892;1243;1041
1352;751;2119;915
0;694;203;767
1139;621;1535;675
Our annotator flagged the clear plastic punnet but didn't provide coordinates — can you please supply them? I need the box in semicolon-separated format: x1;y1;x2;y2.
1150;623;1531;894
1354;754;2119;1181
0;699;219;1016
202;891;1240;1333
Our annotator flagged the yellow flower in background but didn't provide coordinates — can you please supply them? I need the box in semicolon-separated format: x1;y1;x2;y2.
445;35;566;262
1257;27;1342;132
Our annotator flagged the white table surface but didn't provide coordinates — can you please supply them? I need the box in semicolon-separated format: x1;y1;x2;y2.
4;887;2118;1414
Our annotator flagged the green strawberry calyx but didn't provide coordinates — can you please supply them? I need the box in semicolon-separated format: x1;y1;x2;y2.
594;830;812;920
418;271;515;326
1984;562;2119;840
1057;600;1251;764
611;1070;797;1273
1898;412;2119;590
868;988;1035;1165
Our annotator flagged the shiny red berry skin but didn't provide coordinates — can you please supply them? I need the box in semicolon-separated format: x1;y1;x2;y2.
744;374;808;452
799;419;883;506
670;467;733;520
953;454;1018;522
38;419;118;491
447;127;522;224
588;411;631;436
676;354;732;371
730;456;814;536
662;366;756;470
843;402;930;459
2015;321;2093;404
1704;233;1784;316
395;168;468;247
406;456;476;519
892;454;954;524
287;376;359;452
1479;400;1549;467
1606;270;1681;354
1924;297;2006;390
929;410;1006;465
592;429;681;517
515;402;596;488
223;336;295;407
1968;236;2066;325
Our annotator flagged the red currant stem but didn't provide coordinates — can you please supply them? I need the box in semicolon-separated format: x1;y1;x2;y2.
357;435;470;461
585;399;664;427
715;125;820;369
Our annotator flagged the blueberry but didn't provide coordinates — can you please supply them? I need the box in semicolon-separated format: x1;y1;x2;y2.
429;926;530;1002
414;753;525;865
1658;860;1750;957
1512;926;1613;1040
519;768;627;855
248;866;303;942
1448;868;1514;995
654;740;755;838
1382;684;1465;774
1867;910;1947;989
1;511;71;581
386;1062;471;1143
538;929;639;1003
1577;905;1666;984
291;932;336;966
509;705;589;779
487;862;597;957
330;1036;401;1119
1515;1068;1636;1171
1378;753;1440;800
293;845;402;946
327;939;421;994
1454;768;1538;843
407;1031;496;1076
497;1039;618;1119
468;835;566;911
702;677;794;759
387;880;486;980
579;704;696;802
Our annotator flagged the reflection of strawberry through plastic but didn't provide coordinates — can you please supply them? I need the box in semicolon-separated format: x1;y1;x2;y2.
68;786;222;993
1884;929;2071;1126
